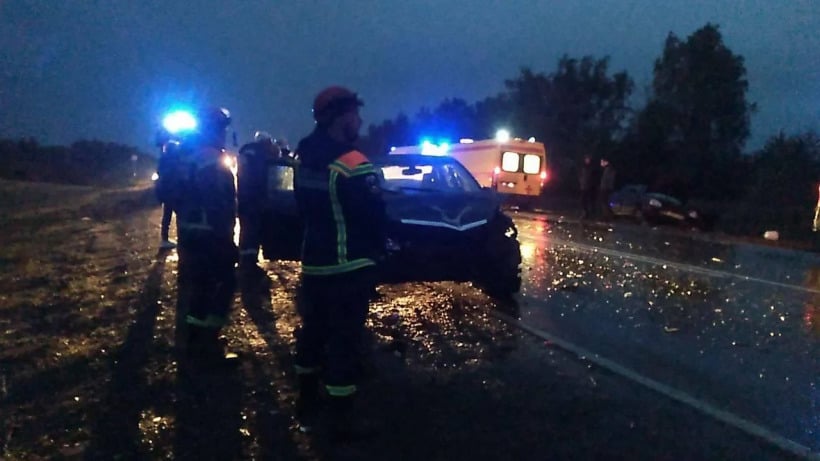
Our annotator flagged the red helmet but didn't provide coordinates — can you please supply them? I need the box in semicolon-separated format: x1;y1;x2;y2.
312;86;363;124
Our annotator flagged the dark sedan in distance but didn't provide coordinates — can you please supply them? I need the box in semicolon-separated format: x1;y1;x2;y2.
608;184;707;229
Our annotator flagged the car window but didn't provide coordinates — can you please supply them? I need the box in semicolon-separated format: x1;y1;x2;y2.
501;152;520;172
522;154;541;174
379;161;480;193
268;165;294;191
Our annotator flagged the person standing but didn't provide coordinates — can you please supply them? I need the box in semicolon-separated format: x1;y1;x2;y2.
292;86;386;438
578;154;597;219
174;106;239;365
237;130;280;275
599;157;616;220
155;132;180;249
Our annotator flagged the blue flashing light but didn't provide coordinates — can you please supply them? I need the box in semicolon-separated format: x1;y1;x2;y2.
162;110;198;134
420;139;449;156
420;140;436;155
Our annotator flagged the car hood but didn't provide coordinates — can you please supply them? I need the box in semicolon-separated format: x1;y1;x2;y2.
383;190;500;232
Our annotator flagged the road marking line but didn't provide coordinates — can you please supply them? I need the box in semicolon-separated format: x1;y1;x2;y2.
492;296;819;460
518;232;820;295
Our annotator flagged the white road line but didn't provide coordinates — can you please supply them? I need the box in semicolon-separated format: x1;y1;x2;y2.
493;295;819;460
518;232;820;295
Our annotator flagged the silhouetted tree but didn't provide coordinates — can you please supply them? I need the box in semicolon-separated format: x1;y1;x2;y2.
505;57;633;191
638;23;754;198
748;131;820;207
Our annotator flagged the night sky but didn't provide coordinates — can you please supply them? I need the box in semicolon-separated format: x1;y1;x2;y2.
1;0;817;152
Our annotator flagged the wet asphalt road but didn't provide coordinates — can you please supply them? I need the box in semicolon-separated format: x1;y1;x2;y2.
510;213;820;454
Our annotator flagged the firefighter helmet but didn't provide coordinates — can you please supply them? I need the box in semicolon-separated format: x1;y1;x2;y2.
312;86;363;124
254;131;273;142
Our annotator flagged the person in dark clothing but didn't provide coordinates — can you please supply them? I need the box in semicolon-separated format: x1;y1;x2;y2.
171;106;238;366
598;157;616;220
159;203;176;248
578;154;597;219
237;130;280;274
293;86;386;437
155;133;181;249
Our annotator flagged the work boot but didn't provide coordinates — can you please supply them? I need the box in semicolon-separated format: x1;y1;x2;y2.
326;394;377;442
239;262;267;284
186;326;240;368
160;239;177;250
296;373;321;433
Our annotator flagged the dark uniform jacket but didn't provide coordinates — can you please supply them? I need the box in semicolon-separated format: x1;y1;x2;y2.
579;162;596;192
155;144;181;204
294;129;385;276
237;141;275;216
600;164;616;192
173;145;237;242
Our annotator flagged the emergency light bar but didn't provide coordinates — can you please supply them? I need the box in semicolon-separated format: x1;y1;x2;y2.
162;110;197;134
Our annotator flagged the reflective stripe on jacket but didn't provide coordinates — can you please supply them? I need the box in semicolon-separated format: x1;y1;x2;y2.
294;130;385;276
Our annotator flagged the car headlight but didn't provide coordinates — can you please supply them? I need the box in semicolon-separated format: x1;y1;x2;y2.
688;210;698;218
648;198;662;208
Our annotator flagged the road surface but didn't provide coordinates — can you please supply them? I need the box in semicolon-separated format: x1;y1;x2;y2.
511;212;819;456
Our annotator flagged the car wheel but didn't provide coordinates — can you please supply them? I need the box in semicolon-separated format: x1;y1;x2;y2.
477;214;522;299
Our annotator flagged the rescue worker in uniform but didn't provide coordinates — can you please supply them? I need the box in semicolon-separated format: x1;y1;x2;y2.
237;130;280;275
154;130;180;249
275;138;291;158
173;106;238;364
293;86;386;437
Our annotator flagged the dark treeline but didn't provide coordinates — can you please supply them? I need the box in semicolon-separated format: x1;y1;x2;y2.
0;137;155;187
359;23;819;217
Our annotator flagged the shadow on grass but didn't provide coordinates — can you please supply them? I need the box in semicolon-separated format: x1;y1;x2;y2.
237;271;303;460
85;251;168;458
168;267;302;460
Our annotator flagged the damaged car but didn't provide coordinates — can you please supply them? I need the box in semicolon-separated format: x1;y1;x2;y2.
261;154;522;298
608;184;706;229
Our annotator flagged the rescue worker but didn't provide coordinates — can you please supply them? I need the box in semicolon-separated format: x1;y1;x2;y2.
155;130;179;249
237;130;280;275
293;86;386;437
173;106;239;365
275;137;291;158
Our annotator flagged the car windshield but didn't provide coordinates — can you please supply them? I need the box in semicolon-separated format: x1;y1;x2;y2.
377;160;481;193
